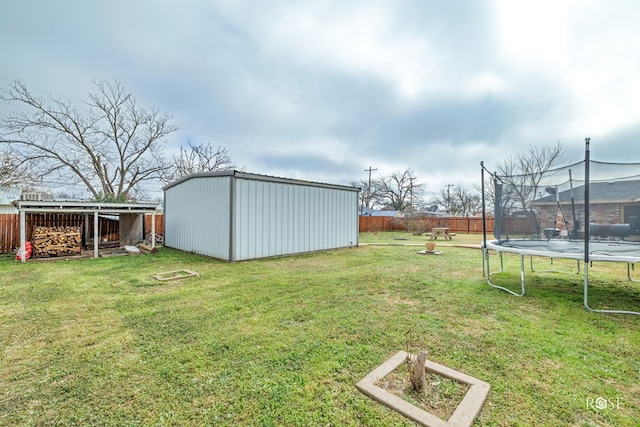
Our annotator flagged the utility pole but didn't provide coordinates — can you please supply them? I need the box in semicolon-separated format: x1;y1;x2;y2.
364;166;377;216
446;184;454;213
409;177;414;211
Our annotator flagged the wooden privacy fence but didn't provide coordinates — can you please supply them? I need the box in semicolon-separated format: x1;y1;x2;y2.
359;216;495;234
0;214;19;254
0;213;164;254
358;216;402;233
145;214;164;237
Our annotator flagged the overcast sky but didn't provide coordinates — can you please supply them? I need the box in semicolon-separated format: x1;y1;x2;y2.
1;0;639;201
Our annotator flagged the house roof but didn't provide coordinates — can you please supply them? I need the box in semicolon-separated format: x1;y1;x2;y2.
371;210;401;217
359;207;403;217
533;180;640;205
0;187;21;205
410;210;449;217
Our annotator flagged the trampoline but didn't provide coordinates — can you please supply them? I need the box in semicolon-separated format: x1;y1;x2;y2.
481;138;640;315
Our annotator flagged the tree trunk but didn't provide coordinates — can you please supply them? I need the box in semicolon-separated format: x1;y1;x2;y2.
409;351;428;391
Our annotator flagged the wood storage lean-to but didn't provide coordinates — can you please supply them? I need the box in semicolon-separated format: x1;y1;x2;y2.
162;171;360;261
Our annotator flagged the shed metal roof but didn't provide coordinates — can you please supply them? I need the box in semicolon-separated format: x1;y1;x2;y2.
163;170;360;193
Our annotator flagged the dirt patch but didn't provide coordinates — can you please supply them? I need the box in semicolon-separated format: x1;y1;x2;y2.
376;364;471;421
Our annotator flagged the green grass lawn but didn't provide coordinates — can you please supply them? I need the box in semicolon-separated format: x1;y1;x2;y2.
359;230;485;246
1;233;639;426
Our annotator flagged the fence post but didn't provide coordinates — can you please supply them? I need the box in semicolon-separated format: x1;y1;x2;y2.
19;211;26;263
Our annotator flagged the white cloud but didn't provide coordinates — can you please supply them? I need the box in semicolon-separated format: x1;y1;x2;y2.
492;0;640;138
2;0;640;200
215;0;444;100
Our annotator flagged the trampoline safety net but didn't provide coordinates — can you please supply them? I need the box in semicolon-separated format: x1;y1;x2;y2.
489;154;640;243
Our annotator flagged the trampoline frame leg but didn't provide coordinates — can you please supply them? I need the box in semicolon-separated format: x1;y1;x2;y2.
584;263;640;316
483;247;639;315
627;263;640;283
529;256;580;275
485;249;526;297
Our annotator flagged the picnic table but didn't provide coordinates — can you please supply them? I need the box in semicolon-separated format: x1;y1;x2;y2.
430;227;454;240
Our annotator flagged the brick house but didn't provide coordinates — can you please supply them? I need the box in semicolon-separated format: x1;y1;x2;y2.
532;180;640;237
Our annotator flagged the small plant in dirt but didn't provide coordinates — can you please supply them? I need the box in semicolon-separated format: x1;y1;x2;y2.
405;328;427;390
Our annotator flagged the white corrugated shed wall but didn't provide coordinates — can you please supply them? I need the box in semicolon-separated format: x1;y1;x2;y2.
164;176;231;259
233;177;358;261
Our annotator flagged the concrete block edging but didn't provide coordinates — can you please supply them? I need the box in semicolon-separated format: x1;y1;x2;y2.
355;351;490;427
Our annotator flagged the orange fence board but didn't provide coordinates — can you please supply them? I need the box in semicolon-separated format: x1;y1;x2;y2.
359;216;494;234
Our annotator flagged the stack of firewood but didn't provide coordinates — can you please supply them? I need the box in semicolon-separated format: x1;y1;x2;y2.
32;226;82;257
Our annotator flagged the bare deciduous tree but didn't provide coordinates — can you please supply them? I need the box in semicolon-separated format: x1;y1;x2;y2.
489;142;567;236
162;140;238;183
350;179;371;214
0;149;33;187
0;79;177;201
431;185;482;216
494;142;566;214
373;169;425;211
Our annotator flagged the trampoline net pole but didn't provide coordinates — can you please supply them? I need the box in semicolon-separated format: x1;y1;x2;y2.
584;138;590;310
481;162;487;276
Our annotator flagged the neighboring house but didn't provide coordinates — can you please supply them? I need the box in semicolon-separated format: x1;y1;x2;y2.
359;207;403;217
371;210;403;217
532;180;640;235
0;187;21;214
410;206;448;217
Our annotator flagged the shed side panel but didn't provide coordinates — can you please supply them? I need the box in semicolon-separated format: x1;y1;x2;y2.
233;178;358;260
164;176;231;259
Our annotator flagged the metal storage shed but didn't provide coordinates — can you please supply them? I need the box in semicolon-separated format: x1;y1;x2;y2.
163;171;360;261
